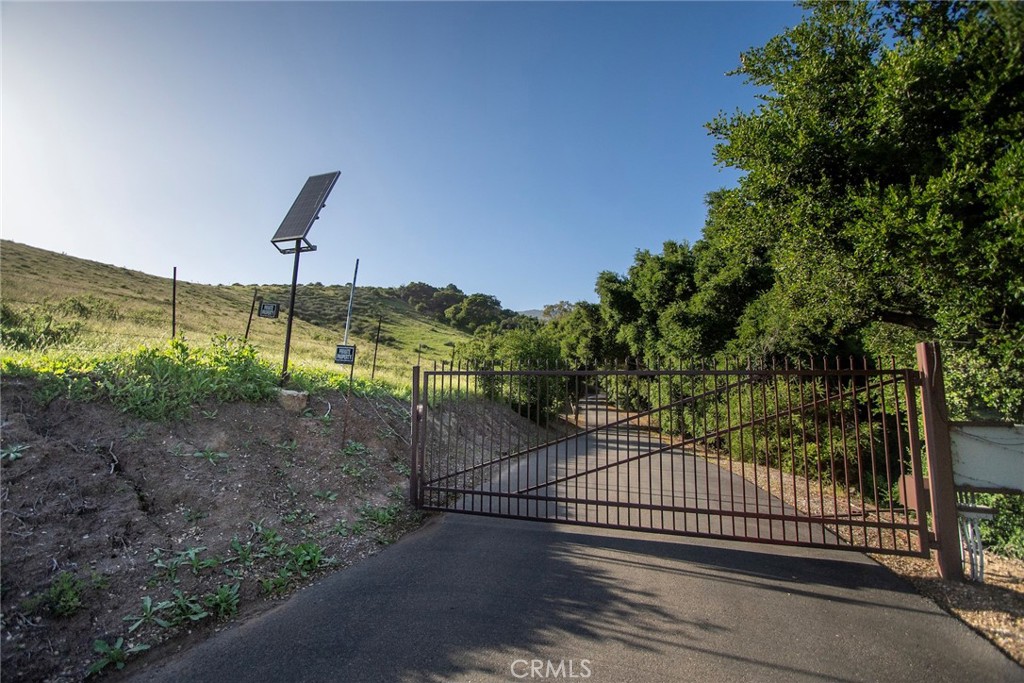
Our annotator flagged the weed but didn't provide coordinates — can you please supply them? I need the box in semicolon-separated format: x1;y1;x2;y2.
182;508;207;525
168;589;209;625
225;536;255;567
223;567;244;581
178;546;217;575
392;460;412;477
192;449;228;464
202;409;218;420
313;490;338;502
203;583;240;620
36;571;85;617
257;528;287;559
274;439;298;453
358;502;402;528
0;443;30;463
89;571;110;591
282;507;317;526
340;440;369;457
286;542;327;577
260;569;292;595
87;638;150;677
123;596;173;632
1;302;82;350
147;548;182;585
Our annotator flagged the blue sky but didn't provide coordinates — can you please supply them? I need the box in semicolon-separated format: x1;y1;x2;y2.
3;1;804;311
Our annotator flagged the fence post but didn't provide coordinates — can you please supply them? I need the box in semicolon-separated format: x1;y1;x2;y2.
916;342;964;581
410;366;421;508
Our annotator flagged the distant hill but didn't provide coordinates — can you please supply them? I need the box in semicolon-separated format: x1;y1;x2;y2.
518;309;544;319
0;240;472;385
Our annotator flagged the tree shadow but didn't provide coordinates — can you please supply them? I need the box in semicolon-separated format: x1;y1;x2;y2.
128;514;1018;683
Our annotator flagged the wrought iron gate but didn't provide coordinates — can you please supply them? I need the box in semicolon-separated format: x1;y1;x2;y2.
410;359;930;557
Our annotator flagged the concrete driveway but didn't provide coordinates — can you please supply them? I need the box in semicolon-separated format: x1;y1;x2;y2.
128;512;1022;683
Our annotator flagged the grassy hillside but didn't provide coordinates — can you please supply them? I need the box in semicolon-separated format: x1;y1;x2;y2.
0;240;470;387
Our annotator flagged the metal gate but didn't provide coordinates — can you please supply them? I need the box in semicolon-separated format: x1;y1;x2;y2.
410;359;931;557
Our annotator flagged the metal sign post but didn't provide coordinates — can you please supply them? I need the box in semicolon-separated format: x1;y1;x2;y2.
270;171;340;383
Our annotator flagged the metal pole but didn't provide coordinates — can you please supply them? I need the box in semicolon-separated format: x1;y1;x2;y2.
410;365;421;507
171;266;177;339
281;239;302;383
371;315;382;380
343;258;359;345
245;287;258;341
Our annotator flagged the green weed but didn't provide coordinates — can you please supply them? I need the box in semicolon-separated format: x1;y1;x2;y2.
192;449;228;464
87;638;150;677
123;596;173;632
0;443;29;463
168;589;209;625
24;573;85;618
203;583;240;620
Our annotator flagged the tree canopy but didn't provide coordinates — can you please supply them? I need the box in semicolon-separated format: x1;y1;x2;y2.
539;0;1023;419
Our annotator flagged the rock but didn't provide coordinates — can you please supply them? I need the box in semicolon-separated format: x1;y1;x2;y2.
277;389;309;413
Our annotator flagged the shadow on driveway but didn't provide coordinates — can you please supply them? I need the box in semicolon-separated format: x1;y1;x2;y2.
128;513;1023;683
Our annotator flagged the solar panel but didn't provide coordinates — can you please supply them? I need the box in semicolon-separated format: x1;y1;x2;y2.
271;171;341;245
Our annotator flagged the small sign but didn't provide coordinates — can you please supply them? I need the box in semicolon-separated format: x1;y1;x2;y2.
258;302;280;319
335;344;356;365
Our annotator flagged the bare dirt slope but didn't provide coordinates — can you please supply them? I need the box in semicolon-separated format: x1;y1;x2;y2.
0;379;424;682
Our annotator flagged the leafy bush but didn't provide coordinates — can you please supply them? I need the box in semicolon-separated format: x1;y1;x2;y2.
977;493;1024;559
287;365;403;399
0;303;82;350
8;337;278;420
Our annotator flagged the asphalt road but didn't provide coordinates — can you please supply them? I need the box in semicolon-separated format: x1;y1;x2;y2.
129;513;1022;683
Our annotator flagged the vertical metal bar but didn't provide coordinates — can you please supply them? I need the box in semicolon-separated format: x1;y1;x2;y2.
171;266;177;339
371;316;382;380
244;287;257;341
455;361;464;506
423;368;436;507
819;358;838;546
281;240;302;382
759;361;771;540
848;357;867;548
343;259;359;345
796;358;813;542
861;357;882;550
441;363;452;509
878;361;899;550
410;366;421;508
902;371;929;555
916;342;963;580
783;358;798;543
771;358;785;542
743;358;755;538
809;358;825;537
700;359;712;535
717;360;727;536
725;358;737;538
835;358;854;545
670;362;679;532
888;360;913;552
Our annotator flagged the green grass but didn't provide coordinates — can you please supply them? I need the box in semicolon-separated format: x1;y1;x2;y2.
1;239;471;390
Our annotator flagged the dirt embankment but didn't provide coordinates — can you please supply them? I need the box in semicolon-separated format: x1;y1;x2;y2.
0;379;420;682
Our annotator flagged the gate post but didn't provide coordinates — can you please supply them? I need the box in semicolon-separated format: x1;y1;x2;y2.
410;366;421;508
916;342;963;581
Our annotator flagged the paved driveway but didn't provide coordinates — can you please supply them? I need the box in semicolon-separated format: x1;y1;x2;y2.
129;513;1022;683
